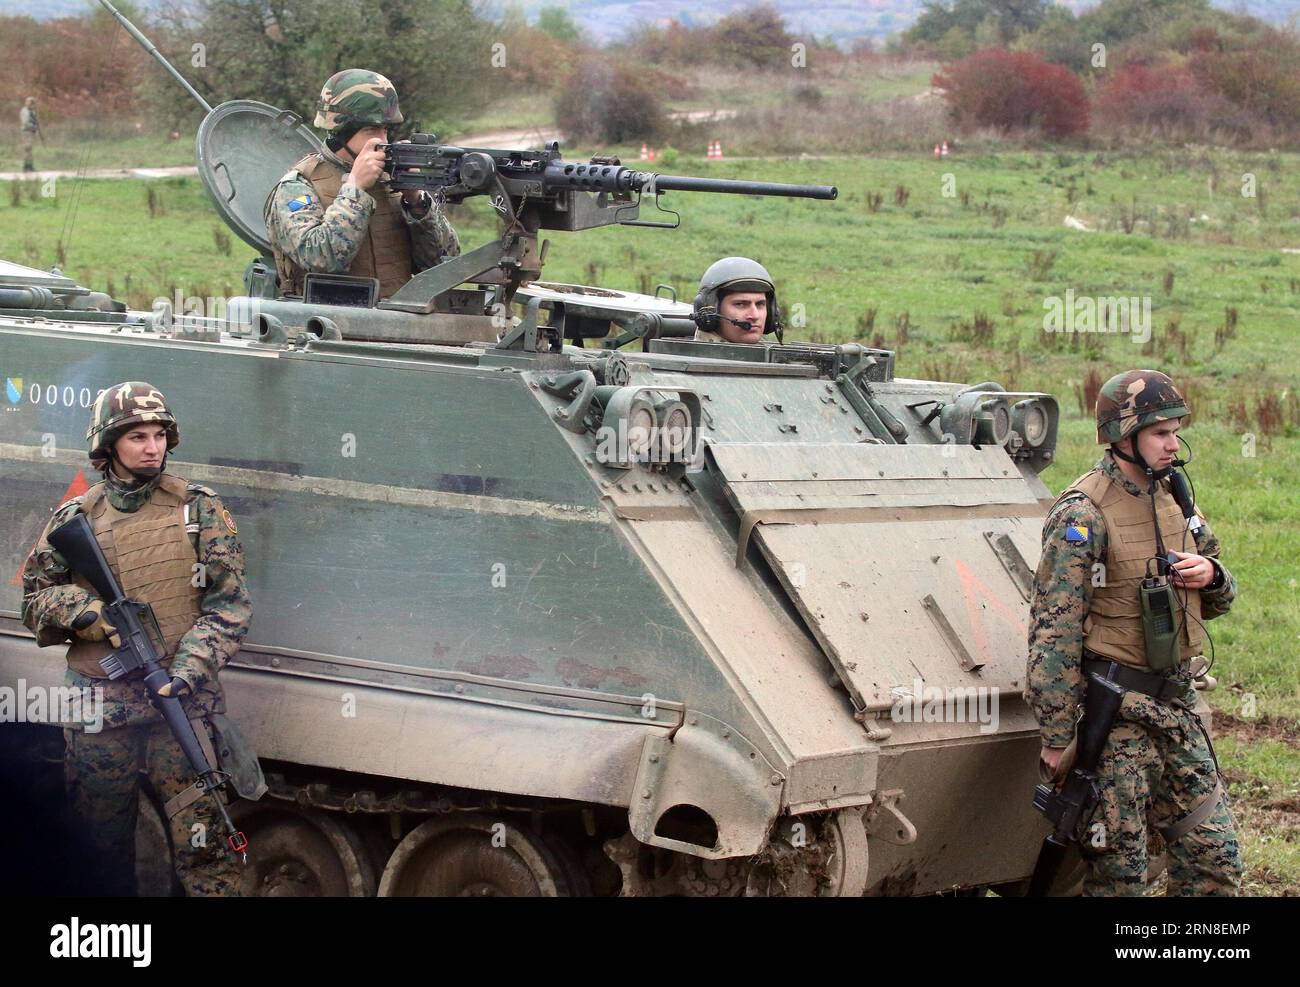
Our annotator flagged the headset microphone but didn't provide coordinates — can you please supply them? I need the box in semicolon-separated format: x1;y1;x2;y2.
1168;466;1202;534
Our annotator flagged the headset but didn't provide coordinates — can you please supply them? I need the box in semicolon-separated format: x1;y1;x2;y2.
324;126;358;154
692;289;783;341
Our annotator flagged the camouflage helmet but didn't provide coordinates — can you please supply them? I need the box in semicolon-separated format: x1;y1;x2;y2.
314;69;404;132
87;381;180;469
693;257;781;334
1095;369;1189;444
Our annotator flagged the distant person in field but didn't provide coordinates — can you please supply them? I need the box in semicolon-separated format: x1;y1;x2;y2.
691;257;782;344
20;97;40;173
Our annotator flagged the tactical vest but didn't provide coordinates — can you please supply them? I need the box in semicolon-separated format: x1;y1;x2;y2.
275;152;414;299
1055;467;1204;670
64;473;203;679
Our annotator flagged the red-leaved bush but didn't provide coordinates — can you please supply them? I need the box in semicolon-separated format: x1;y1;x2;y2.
1189;41;1300;132
0;12;146;119
1096;63;1240;139
933;48;1089;138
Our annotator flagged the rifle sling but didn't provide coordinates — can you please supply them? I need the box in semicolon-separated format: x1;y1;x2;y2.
1084;654;1227;844
1159;782;1224;844
161;716;222;820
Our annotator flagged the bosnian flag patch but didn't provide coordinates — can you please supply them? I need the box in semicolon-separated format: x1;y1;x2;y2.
287;194;314;213
1064;524;1091;543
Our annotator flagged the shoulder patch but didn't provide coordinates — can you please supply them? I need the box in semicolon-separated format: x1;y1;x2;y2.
287;193;315;213
220;508;238;535
1045;492;1104;546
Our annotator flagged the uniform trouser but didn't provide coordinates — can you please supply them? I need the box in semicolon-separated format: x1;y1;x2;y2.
20;132;34;170
64;719;243;896
1081;710;1242;896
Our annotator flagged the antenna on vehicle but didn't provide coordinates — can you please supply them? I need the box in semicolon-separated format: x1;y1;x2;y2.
97;0;213;114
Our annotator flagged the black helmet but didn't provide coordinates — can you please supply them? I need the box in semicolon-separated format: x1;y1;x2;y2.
692;256;781;340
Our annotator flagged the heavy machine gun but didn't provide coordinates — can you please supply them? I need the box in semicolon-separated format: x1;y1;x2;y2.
96;0;838;343
374;137;835;315
382;136;837;215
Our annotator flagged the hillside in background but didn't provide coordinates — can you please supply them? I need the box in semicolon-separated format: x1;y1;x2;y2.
4;0;1299;45
511;0;1300;43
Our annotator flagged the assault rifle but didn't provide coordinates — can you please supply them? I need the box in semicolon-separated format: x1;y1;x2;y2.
48;513;249;861
1027;672;1125;896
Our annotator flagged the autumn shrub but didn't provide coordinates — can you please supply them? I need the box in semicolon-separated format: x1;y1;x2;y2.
933;48;1089;138
1189;33;1300;134
1095;62;1243;141
0;11;146;119
554;60;667;144
624;5;794;69
709;4;796;69
622;18;714;66
497;23;582;88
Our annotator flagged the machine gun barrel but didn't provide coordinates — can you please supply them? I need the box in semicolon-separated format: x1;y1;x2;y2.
381;140;838;204
541;161;837;200
640;173;836;199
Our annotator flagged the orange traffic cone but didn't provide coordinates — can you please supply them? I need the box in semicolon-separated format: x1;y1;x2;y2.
941;140;950;156
640;143;649;161
933;143;941;158
714;140;724;160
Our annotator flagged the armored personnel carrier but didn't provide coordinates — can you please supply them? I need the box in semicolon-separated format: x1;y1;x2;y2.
0;4;1068;897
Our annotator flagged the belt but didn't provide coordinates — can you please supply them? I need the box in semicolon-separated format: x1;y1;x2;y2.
1083;652;1185;704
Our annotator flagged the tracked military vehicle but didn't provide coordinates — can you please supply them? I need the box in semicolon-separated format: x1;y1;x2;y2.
0;3;1069;897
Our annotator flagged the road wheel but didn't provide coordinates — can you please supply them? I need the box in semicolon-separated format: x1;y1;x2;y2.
378;814;572;897
232;803;376;896
819;808;870;897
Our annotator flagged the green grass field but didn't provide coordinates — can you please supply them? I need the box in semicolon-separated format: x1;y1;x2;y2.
3;145;1296;891
1;131;198;174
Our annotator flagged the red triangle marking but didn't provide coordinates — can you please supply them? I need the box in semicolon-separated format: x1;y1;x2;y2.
10;469;91;585
954;557;1030;665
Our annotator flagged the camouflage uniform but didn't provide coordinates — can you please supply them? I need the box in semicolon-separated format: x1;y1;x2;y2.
20;98;39;172
1026;370;1241;896
20;383;252;895
263;69;459;298
264;146;459;280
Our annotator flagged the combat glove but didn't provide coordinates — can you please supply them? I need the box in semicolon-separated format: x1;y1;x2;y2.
71;599;122;647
